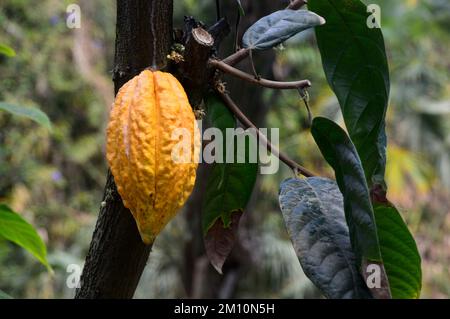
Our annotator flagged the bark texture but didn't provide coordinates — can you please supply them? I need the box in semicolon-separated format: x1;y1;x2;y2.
75;0;173;299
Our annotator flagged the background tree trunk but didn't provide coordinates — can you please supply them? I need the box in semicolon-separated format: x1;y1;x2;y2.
75;0;173;299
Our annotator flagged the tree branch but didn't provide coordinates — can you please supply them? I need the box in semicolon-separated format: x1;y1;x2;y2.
217;90;316;177
209;58;311;90
221;48;250;66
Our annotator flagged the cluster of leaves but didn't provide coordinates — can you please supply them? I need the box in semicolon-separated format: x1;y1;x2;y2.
271;0;449;297
304;0;421;298
201;0;421;299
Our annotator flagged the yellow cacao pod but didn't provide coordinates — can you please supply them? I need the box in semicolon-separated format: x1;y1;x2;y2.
106;70;200;244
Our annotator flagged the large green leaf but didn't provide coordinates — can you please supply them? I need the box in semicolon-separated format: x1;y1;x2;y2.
242;9;325;50
0;204;50;270
309;0;422;298
0;102;52;131
202;95;258;273
0;43;16;57
311;117;390;298
279;177;372;299
311;117;381;263
309;0;390;187
374;203;422;298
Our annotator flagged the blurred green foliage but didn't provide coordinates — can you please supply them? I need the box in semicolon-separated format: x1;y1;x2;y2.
0;204;50;270
0;43;16;57
0;0;449;298
0;102;51;130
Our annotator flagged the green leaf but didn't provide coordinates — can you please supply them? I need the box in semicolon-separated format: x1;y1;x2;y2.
311;117;391;298
242;9;325;50
202;95;258;231
0;102;52;131
311;117;381;263
374;203;422;299
309;0;390;187
0;43;16;57
279;177;372;299
309;1;422;298
202;95;258;273
0;204;51;270
205;94;236;133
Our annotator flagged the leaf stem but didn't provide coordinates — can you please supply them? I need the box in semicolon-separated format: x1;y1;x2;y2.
217;90;316;177
248;49;260;79
209;58;311;90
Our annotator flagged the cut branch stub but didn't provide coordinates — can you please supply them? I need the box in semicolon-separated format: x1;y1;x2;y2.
178;27;214;107
193;27;214;46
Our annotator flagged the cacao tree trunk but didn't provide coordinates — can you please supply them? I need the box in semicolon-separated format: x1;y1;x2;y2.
75;0;173;299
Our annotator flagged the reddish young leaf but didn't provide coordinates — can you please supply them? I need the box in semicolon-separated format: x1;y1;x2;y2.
204;211;243;274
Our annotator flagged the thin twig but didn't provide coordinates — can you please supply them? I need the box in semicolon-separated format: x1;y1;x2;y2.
221;48;250;66
217;90;316;177
209;59;311;90
248;49;260;79
298;88;312;126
